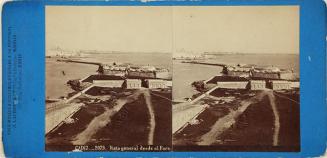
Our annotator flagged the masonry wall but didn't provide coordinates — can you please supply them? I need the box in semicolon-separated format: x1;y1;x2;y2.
93;80;125;88
216;81;248;89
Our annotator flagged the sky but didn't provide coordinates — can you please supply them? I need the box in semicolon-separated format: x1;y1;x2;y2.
46;6;299;55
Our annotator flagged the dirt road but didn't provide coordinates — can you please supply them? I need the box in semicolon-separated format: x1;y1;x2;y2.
198;90;265;145
72;88;156;145
198;90;281;146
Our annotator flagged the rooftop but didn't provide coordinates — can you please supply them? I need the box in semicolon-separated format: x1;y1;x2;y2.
82;75;125;82
206;76;249;84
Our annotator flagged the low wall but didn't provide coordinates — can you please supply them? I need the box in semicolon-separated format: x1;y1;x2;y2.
172;103;206;134
217;81;248;89
46;103;83;134
93;80;124;88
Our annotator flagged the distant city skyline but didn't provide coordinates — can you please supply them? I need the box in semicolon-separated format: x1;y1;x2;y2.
46;6;299;56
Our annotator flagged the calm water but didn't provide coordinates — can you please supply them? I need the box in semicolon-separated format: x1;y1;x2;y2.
173;54;299;100
46;58;98;99
173;61;221;100
81;53;172;71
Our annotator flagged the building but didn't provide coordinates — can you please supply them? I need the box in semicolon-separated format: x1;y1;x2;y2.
251;71;280;79
98;64;127;76
98;64;170;79
147;79;167;89
81;75;125;83
125;79;142;89
93;80;125;88
165;80;173;87
154;68;170;79
226;70;250;77
216;81;248;89
249;80;266;90
127;70;156;78
290;81;300;88
127;68;169;79
205;76;249;89
269;80;291;90
279;71;297;80
223;66;251;77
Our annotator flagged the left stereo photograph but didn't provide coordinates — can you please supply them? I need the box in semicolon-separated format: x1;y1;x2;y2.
45;6;173;152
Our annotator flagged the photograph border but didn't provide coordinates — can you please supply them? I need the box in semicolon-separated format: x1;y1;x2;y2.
2;0;327;157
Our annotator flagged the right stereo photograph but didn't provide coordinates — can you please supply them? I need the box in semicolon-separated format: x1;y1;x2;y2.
172;6;300;152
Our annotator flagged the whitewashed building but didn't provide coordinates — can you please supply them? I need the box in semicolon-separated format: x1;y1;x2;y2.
147;79;167;89
269;80;291;90
250;80;266;90
125;79;142;89
290;81;300;88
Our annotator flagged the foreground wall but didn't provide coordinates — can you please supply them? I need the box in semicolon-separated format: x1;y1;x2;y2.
216;81;248;89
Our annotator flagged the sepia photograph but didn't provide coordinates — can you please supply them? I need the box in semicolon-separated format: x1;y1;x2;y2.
44;5;300;152
4;0;327;157
45;6;172;151
172;6;300;151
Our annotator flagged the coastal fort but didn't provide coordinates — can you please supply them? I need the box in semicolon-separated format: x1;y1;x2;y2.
173;60;300;150
46;58;172;150
187;61;299;91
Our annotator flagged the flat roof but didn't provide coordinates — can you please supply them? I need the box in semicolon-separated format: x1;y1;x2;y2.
206;76;249;84
82;75;125;82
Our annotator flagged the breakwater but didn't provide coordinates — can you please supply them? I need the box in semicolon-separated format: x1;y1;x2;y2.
57;59;101;66
181;61;226;67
